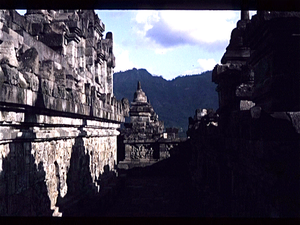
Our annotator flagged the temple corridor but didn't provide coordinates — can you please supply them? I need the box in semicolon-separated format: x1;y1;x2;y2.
61;152;202;217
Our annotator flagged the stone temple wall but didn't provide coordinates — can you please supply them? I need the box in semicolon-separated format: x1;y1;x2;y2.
186;11;300;217
0;10;128;216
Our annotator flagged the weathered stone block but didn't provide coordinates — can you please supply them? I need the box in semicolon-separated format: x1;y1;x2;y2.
287;112;300;134
86;56;94;66
54;69;66;87
250;106;261;119
77;46;85;58
0;22;18;48
39;60;55;81
10;10;28;33
41;79;54;96
21;72;37;91
65;78;75;91
57;86;66;99
86;37;95;48
19;47;39;74
0;85;16;104
0;66;5;83
17;72;28;88
39;33;64;48
1;64;19;86
0;41;19;68
240;100;255;111
30;23;43;36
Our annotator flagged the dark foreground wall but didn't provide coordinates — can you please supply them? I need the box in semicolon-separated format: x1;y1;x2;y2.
187;110;300;217
187;11;300;217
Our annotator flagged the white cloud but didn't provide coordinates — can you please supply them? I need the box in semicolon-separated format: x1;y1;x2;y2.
114;44;135;72
183;68;203;75
154;47;174;55
160;10;238;43
135;10;160;26
184;58;217;75
197;58;217;71
134;11;160;37
134;10;240;52
133;11;172;54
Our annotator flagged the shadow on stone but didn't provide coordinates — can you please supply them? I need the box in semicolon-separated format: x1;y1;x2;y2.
57;125;118;216
0;138;52;216
56;127;93;216
101;150;202;217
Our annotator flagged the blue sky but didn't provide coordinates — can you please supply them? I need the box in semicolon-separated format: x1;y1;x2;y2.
17;10;256;80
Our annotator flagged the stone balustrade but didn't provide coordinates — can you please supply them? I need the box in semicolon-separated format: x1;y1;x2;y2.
0;10;128;216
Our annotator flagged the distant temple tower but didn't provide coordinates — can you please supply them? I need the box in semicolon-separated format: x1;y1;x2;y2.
118;81;180;169
130;81;162;133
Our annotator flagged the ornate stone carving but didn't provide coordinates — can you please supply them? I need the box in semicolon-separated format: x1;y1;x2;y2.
0;10;127;217
130;145;153;160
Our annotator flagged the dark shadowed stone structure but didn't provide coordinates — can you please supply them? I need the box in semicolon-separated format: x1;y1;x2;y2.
187;11;300;217
118;81;180;169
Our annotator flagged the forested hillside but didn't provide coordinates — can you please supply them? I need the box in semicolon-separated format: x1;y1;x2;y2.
113;68;218;134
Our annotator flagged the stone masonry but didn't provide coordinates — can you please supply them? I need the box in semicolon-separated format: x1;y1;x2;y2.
0;10;128;216
118;81;180;169
187;11;300;217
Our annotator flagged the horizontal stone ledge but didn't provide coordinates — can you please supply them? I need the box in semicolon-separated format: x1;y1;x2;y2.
0;122;121;132
124;140;157;144
0;131;120;144
0;109;124;126
0;84;126;123
0;110;122;128
0;103;125;125
0;125;120;140
157;139;182;143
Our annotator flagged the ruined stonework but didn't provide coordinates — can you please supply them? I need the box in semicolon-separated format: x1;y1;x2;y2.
0;10;128;216
187;11;300;217
118;82;180;169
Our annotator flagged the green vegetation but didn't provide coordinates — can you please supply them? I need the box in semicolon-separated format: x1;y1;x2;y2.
113;68;218;135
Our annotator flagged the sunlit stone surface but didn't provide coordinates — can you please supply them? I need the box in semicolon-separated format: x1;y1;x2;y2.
0;10;128;216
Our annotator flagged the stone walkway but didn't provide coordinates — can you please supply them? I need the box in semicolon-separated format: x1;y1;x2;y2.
63;154;202;217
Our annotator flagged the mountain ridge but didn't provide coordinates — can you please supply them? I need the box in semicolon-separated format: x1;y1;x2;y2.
113;68;218;134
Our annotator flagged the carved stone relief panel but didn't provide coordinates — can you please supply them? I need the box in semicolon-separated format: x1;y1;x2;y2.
130;144;153;159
